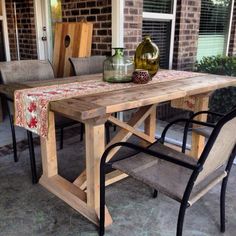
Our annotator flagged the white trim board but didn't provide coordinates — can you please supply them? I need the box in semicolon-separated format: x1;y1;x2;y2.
1;0;10;61
111;0;124;49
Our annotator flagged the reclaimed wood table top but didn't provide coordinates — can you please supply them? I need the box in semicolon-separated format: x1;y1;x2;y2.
0;72;236;122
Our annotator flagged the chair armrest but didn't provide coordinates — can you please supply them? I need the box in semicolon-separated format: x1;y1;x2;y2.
101;142;197;171
189;110;224;121
160;118;215;144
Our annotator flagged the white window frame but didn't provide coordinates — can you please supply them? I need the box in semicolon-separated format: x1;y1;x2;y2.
226;0;235;55
142;0;177;69
1;0;11;61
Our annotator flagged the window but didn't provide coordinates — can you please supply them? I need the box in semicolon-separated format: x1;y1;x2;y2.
197;0;233;61
142;0;177;69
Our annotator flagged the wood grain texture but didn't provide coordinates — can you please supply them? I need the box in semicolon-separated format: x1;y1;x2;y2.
190;95;209;158
39;175;99;225
40;112;58;177
52;22;93;78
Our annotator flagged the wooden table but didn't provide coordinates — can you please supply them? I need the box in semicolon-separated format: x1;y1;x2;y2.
1;72;236;227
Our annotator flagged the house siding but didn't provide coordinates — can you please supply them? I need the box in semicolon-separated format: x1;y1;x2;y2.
172;0;201;71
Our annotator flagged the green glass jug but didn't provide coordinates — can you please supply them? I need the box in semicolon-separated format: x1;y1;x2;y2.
134;36;160;77
103;48;134;83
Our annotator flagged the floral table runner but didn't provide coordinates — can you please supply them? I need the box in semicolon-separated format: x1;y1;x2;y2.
14;70;201;138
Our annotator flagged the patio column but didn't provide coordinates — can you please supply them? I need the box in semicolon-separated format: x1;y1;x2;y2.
112;0;124;48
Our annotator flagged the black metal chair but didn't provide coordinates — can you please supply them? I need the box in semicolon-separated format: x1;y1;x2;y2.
0;60;78;183
99;108;236;236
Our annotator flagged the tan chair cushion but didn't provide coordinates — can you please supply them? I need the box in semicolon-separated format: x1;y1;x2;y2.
69;56;106;76
112;142;226;205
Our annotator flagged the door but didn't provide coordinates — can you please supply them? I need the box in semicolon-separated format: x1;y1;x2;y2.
35;0;62;61
0;21;6;61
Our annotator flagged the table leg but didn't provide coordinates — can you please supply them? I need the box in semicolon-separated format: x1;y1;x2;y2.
144;105;157;139
190;96;209;158
39;112;101;226
85;121;113;226
40;111;58;177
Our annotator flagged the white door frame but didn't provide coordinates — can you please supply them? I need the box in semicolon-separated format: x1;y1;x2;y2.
1;0;11;61
34;0;53;61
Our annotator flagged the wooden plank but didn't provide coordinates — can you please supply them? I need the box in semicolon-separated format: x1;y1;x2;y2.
40;112;58;177
142;105;157;146
105;170;128;186
108;115;156;143
74;169;128;191
85;121;113;226
63;23;75;77
50;98;106;121
40;111;58;177
76;75;236;115
190;95;209;158
171;93;210;111
0;83;28;97
85;122;104;209
106;105;155;162
73;170;86;189
39;175;99;225
52;23;63;78
52;22;93;78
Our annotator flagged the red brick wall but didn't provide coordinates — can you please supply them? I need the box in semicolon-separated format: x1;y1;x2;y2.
124;0;143;57
61;0;112;55
228;1;236;56
6;0;37;60
173;0;201;71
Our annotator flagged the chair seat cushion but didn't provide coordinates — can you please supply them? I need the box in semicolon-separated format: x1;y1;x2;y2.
112;142;226;204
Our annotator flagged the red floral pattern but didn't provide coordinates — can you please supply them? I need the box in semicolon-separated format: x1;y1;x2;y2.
14;70;201;138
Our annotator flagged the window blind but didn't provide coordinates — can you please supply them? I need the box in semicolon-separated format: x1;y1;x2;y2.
197;0;231;61
143;0;173;14
142;20;171;69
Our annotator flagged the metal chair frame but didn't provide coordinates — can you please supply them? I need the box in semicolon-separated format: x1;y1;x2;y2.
99;108;236;236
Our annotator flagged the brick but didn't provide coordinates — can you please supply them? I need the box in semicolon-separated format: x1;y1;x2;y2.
173;0;201;71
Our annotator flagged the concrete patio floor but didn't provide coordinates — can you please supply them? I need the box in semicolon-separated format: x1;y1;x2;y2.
0;121;236;236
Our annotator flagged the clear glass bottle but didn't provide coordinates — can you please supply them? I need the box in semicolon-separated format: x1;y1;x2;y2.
134;36;160;77
103;48;134;83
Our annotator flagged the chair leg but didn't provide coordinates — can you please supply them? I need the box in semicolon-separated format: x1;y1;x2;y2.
27;131;38;184
113;112;117;132
99;164;106;235
80;123;84;141
6;101;18;162
176;201;188;236
59;127;64;150
105;123;110;144
153;189;158;198
220;177;228;233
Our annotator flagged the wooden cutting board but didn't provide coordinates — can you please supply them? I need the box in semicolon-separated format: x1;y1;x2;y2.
52;22;93;78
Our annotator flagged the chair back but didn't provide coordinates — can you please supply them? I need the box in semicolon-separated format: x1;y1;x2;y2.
69;56;106;76
0;60;54;84
196;108;236;183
